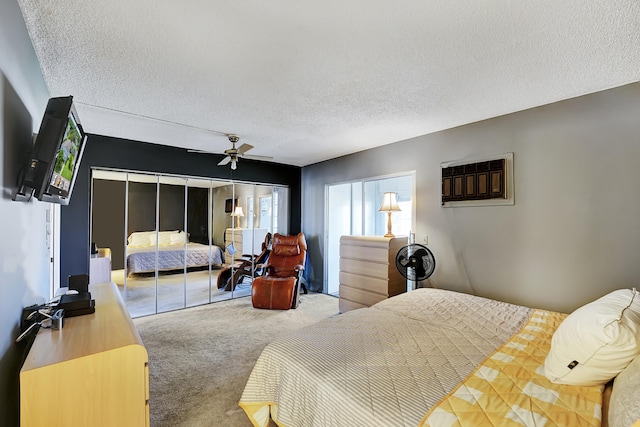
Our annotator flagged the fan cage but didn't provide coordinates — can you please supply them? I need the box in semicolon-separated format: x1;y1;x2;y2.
395;243;435;282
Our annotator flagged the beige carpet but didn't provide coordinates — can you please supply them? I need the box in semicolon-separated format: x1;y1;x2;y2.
134;292;340;427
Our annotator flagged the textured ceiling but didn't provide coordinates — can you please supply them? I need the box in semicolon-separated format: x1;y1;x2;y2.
16;0;640;167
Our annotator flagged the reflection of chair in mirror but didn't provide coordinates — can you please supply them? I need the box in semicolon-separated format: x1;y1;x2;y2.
251;233;307;310
217;233;272;291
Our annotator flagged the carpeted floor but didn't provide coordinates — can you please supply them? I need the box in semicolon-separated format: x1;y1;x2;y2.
134;292;340;427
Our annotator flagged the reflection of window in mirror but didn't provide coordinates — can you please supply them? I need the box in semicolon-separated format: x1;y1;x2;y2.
246;197;254;228
260;195;272;232
272;191;279;235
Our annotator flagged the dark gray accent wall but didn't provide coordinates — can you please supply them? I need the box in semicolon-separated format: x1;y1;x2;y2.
91;181;214;270
91;179;126;269
61;135;301;286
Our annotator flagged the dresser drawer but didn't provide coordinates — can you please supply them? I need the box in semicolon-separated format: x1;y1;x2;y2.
339;258;389;279
339;271;389;295
339;285;387;307
338;298;368;313
339;244;389;263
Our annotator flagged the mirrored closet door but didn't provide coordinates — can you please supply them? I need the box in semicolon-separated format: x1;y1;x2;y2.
90;168;288;318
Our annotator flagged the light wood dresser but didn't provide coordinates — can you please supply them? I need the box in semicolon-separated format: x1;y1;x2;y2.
20;281;149;427
224;228;268;261
338;235;408;313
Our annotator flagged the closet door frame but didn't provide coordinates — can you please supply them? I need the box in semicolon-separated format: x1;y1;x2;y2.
90;167;289;317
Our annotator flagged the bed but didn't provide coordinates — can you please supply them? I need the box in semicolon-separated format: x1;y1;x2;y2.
125;230;224;275
240;288;640;427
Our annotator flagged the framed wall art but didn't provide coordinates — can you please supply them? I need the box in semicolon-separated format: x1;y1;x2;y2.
441;152;514;207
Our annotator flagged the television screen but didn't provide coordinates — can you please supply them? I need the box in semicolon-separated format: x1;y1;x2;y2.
17;96;87;205
46;111;84;197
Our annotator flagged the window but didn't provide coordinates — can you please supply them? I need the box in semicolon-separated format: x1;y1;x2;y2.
259;196;272;231
325;173;415;295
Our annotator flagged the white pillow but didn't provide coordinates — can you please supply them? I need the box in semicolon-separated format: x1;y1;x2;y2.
151;230;179;246
127;231;154;247
608;354;640;427
169;231;188;245
544;288;640;386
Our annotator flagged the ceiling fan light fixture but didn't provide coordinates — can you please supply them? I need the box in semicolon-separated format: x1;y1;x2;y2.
216;134;272;169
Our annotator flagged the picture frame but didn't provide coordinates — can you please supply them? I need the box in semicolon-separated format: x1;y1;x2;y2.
224;198;238;213
441;152;514;207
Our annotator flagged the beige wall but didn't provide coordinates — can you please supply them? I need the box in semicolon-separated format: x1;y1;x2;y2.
302;82;640;313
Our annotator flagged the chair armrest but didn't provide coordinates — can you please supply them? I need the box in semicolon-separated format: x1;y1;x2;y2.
233;257;253;266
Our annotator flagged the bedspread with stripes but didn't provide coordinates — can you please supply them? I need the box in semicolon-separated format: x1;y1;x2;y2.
239;288;533;427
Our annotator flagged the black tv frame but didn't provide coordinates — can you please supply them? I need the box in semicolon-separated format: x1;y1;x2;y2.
14;96;87;205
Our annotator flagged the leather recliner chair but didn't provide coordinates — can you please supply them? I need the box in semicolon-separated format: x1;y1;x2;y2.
251;232;307;310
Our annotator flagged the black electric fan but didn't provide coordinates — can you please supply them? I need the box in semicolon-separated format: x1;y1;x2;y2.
395;244;436;282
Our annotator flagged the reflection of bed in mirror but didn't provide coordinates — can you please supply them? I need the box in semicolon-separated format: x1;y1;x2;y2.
125;230;224;276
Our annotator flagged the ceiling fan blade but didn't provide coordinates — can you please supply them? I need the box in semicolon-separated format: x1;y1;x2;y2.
243;154;274;161
237;143;254;155
218;156;231;166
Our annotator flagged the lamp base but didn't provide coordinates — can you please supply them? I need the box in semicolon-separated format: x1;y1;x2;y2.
384;211;395;238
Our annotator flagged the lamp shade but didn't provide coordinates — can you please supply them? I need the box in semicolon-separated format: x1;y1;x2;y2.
231;206;244;217
379;192;401;212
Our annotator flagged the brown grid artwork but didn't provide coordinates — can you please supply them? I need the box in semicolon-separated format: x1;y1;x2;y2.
442;158;505;204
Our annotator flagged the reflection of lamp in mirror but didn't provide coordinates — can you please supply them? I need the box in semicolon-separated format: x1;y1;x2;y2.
379;192;401;237
231;206;244;228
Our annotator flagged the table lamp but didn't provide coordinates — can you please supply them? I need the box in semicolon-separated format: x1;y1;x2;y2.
231;206;244;228
379;192;401;237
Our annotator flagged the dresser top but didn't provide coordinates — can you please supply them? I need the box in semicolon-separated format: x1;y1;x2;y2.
21;282;145;371
340;235;408;247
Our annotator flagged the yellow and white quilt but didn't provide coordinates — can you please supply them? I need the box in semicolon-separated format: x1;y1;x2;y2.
240;290;605;427
421;309;604;427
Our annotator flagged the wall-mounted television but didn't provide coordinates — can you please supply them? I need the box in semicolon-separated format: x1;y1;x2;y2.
16;96;87;205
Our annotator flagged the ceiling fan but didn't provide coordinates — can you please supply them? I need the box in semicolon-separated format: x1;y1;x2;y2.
217;135;273;170
189;134;273;170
